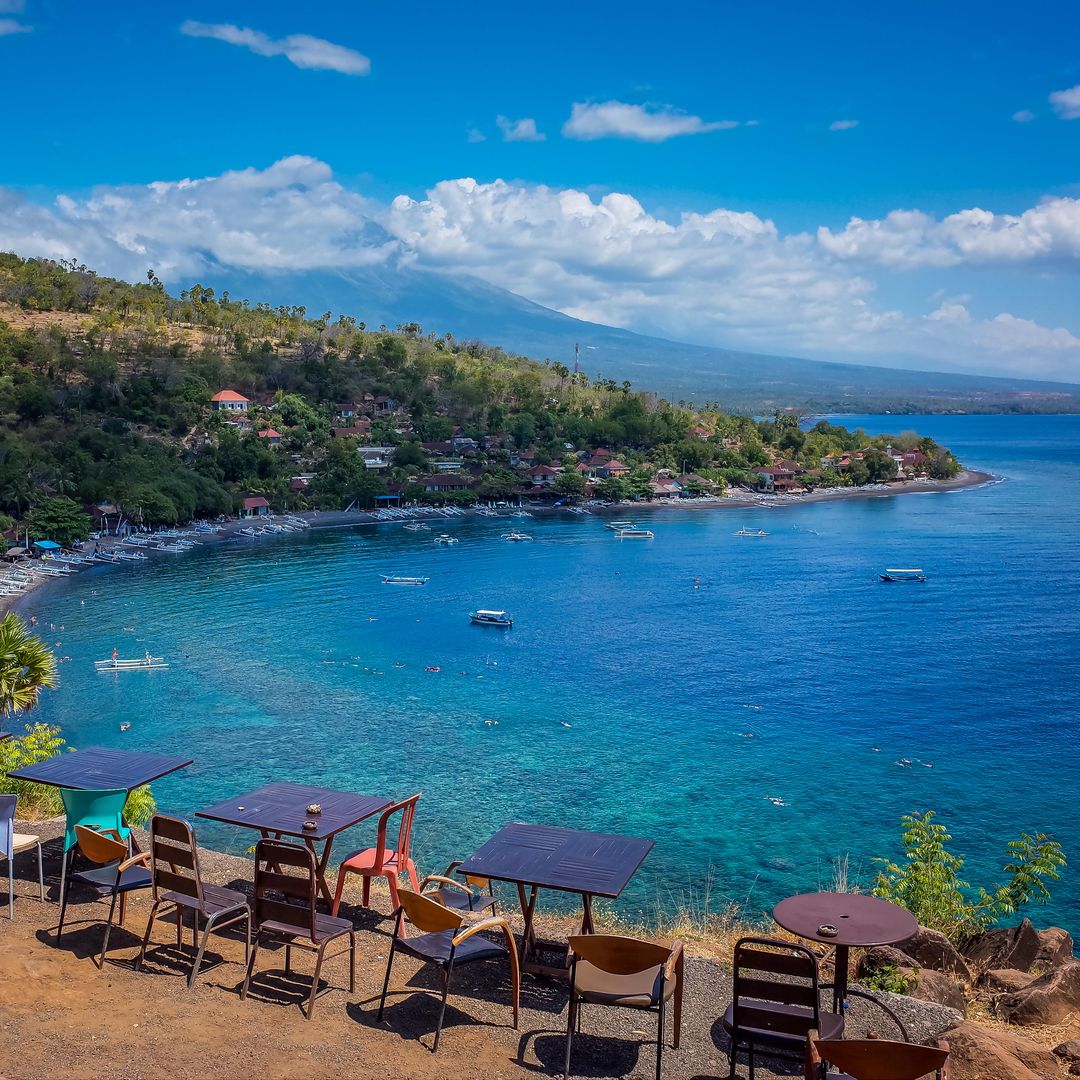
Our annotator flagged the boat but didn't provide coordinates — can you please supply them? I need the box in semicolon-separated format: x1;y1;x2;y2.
501;532;533;542
382;575;430;586
606;520;637;530
880;568;927;582
470;609;513;628
734;527;769;537
403;522;431;532
434;534;459;545
94;652;168;671
613;528;654;539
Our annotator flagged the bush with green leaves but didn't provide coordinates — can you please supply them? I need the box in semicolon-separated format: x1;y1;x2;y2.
873;811;1066;943
859;964;917;995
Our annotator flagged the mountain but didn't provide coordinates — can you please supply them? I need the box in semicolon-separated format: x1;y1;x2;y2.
205;263;1080;414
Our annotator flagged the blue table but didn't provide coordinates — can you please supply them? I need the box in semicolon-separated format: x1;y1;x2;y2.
7;745;192;790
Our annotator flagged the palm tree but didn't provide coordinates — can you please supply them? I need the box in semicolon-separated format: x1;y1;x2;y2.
0;612;58;718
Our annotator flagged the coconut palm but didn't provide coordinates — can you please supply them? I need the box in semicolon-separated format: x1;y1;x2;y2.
0;612;58;717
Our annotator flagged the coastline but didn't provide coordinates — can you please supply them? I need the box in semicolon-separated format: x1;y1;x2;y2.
0;467;996;617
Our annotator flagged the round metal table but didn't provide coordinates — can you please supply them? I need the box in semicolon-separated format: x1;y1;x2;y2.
772;892;918;1011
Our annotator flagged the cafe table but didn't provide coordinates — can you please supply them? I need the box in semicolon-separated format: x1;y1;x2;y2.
197;781;391;906
457;822;654;978
6;745;193;792
772;891;918;1011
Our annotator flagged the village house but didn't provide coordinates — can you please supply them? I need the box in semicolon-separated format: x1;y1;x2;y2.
330;418;373;439
596;459;629;479
226;414;253;432
526;464;560;487
482;434;507;451
649;478;683;499
289;476;312;493
510;449;538;467
356;447;394;469
334;402;359;421
421;474;473;494
210;390;250;412
257;428;283;446
420;440;456;456
450;435;478;451
690;425;712;440
676;472;717;495
240;496;270;518
373;394;396;415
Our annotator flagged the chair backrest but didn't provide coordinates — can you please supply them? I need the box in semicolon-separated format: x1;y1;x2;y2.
0;793;16;860
812;1037;949;1080
445;859;491;892
61;787;128;850
569;934;672;975
149;814;204;905
73;823;128;866
371;793;421;872
731;936;822;1040
252;839;319;941
397;888;463;936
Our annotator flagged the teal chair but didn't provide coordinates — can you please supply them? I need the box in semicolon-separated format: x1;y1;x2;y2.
59;788;131;900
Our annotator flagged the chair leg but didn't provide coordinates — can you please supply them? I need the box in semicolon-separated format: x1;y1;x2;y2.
56;852;75;937
563;994;576;1080
377;939;396;1020
35;842;44;903
748;1044;755;1080
136;901;162;972
433;961;454;1053
348;932;356;993
361;874;370;907
58;840;69;905
99;887;121;969
656;997;666;1080
189;910;218;989
331;866;348;917
406;857;420;892
285;943;292;974
240;936;261;1001
306;942;327;1020
386;871;401;913
727;1037;737;1080
6;860;12;920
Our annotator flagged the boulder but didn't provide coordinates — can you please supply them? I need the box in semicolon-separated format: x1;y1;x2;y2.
962;918;1041;974
941;1019;1063;1080
856;945;918;980
995;959;1080;1025
909;968;967;1015
900;926;972;979
1070;1065;1080;1077
1054;1040;1080;1064
978;968;1037;994
1035;926;1076;970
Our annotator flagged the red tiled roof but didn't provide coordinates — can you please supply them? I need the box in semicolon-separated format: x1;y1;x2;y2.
527;465;559;476
211;390;249;402
258;428;282;439
242;497;270;509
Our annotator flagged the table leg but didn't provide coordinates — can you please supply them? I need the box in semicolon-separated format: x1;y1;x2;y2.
833;944;849;1013
310;835;337;907
580;894;594;935
516;883;539;967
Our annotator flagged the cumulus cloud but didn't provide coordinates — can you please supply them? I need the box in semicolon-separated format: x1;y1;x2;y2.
1012;109;1035;123
828;119;858;131
563;101;737;142
466;128;486;144
496;116;544;142
1050;84;1080;120
2;158;1078;379
0;17;30;34
179;21;370;75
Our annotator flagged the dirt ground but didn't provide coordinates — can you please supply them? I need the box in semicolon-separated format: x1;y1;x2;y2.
0;823;960;1080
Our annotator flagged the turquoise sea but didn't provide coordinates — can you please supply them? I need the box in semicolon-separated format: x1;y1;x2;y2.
20;415;1080;931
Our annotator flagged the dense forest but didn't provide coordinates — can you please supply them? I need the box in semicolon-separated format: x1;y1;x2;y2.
0;253;961;537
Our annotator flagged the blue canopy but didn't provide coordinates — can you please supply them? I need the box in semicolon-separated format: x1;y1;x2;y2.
33;540;60;551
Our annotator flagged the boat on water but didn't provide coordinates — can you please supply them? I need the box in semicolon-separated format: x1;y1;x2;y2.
734;527;769;537
613;528;654;539
470;609;513;628
606;520;637;530
434;534;459;545
501;532;533;542
403;522;431;532
880;568;927;582
94;652;168;671
382;575;430;586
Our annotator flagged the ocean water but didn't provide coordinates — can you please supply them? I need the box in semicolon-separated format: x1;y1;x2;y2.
20;414;1080;931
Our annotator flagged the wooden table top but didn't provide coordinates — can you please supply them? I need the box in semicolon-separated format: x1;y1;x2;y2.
7;746;192;791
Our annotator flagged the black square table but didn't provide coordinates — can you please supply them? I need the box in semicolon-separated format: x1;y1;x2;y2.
458;822;654;977
7;745;192;791
197;781;391;906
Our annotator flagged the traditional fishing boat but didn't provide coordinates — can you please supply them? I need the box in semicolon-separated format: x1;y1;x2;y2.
613;528;654;539
470;609;512;628
605;520;637;530
434;534;459;545
501;532;533;542
880;568;926;582
94;652;168;671
734;527;769;537
403;522;431;531
381;575;429;586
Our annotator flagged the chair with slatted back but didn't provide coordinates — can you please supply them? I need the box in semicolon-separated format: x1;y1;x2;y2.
378;888;519;1052
805;1029;950;1079
419;858;497;915
241;838;356;1020
564;934;684;1080
56;824;152;968
723;937;843;1080
331;793;421;918
135;814;251;988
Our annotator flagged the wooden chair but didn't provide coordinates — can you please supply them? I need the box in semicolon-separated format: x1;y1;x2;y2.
56;824;152;968
564;934;684;1080
419;858;497;915
805;1029;950;1079
241;839;355;1020
135;814;251;988
378;888;519;1052
0;794;44;919
331;793;421;917
723;937;843;1080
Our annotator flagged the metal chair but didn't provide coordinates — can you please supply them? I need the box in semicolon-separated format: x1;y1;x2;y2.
135;813;251;988
331;792;421;917
805;1029;950;1079
723;936;844;1079
378;888;519;1052
0;793;44;919
419;858;497;915
241;838;356;1020
564;934;684;1080
56;824;151;968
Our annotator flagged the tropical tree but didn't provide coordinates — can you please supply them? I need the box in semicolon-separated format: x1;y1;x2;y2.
27;496;92;547
0;612;58;717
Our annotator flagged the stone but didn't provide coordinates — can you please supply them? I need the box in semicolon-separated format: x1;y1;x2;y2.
1035;926;1076;971
940;1019;1062;1080
1055;1040;1080;1063
963;918;1042;974
909;968;967;1015
1070;1065;1080;1077
900;926;972;980
995;959;1080;1026
978;968;1036;994
856;945;918;980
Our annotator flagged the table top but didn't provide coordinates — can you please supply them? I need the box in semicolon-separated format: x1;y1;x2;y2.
7;746;192;791
772;891;918;949
0;731;11;742
458;822;654;899
196;781;391;842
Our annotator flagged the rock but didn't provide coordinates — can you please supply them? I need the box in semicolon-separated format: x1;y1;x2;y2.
1035;926;1076;971
995;959;1080;1025
978;968;1037;994
941;1019;1063;1080
1055;1040;1080;1063
856;945;918;979
901;926;972;980
909;968;967;1015
963;918;1041;974
1070;1065;1080;1078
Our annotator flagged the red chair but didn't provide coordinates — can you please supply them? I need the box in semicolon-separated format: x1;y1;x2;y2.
331;793;421;918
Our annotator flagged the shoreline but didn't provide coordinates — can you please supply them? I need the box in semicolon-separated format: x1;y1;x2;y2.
1;468;997;617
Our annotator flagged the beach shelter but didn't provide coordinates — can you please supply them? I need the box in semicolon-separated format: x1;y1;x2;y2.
3;547;29;560
33;540;61;552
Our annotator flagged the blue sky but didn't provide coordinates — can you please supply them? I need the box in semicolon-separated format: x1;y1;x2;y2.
3;1;1080;379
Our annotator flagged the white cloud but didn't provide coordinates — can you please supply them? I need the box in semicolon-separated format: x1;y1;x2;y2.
1050;84;1080;120
0;0;26;11
0;17;30;34
496;116;544;142
466;128;486;144
1012;109;1035;123
829;119;858;131
179;21;370;76
563;101;737;142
